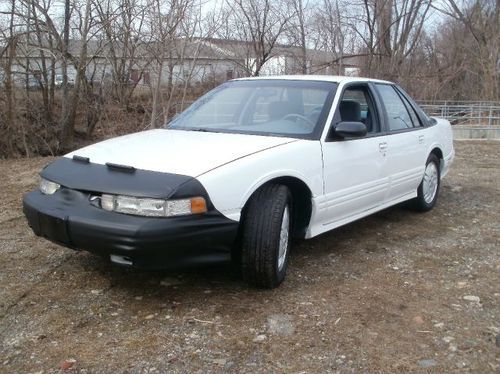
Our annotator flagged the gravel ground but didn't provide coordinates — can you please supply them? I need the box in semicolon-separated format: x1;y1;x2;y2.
0;140;499;373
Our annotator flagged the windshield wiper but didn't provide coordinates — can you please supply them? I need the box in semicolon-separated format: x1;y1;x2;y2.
170;127;223;133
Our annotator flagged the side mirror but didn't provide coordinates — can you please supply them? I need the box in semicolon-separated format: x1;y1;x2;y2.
331;121;367;139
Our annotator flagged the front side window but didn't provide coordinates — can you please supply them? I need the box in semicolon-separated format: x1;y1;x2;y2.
376;84;416;131
168;80;337;139
338;85;380;133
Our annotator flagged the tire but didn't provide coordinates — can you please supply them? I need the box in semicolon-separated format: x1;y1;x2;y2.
240;184;291;288
410;154;441;212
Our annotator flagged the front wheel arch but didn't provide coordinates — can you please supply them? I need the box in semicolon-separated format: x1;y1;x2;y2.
240;176;312;239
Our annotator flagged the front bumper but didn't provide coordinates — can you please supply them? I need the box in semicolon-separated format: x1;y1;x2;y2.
23;189;239;269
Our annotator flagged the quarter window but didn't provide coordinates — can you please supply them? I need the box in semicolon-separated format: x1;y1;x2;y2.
400;92;422;127
376;84;415;131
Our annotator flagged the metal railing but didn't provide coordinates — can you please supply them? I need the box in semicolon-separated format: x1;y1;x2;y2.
417;101;500;126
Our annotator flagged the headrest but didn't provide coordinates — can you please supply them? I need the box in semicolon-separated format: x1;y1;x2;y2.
339;100;361;122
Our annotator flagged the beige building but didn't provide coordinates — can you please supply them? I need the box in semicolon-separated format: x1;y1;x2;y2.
1;37;360;88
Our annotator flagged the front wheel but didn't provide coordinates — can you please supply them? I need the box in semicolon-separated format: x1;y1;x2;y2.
410;154;441;212
240;184;291;288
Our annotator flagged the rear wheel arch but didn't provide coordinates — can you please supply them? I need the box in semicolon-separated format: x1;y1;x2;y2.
430;147;444;172
410;153;441;212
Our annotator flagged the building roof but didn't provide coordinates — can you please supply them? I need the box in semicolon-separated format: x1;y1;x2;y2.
3;36;361;70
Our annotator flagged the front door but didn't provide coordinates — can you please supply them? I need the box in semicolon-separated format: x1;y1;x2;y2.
319;83;389;229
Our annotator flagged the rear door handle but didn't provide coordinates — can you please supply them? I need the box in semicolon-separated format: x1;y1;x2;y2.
418;135;425;144
379;142;388;151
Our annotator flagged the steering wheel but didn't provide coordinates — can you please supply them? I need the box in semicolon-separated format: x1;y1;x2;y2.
282;113;315;127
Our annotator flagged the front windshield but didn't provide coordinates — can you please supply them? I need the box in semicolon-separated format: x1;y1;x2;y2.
167;80;337;139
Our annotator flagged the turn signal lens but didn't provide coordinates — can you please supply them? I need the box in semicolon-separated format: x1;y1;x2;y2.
190;197;207;214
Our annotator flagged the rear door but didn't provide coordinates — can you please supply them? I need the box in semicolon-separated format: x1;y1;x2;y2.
373;84;428;201
319;82;390;227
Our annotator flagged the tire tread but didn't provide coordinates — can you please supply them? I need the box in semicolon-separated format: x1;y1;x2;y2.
240;184;290;288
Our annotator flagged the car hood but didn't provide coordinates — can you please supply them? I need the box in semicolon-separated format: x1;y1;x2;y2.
65;129;297;177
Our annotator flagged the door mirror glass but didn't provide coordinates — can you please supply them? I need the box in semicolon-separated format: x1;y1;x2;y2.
332;121;367;139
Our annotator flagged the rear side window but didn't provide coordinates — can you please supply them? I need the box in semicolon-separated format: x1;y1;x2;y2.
396;86;431;125
376;84;416;131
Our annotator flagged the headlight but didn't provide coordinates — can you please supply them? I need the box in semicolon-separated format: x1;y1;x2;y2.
39;178;60;195
100;194;207;217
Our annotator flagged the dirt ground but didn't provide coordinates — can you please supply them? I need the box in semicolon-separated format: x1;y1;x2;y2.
0;141;498;373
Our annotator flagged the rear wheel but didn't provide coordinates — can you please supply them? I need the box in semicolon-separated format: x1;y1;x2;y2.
240;184;291;288
410;154;441;212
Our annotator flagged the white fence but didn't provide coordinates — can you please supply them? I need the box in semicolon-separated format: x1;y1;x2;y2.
417;101;500;126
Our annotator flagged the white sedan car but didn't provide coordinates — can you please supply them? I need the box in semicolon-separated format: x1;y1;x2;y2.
23;76;454;288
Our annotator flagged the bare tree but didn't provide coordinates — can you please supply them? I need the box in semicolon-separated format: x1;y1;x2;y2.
94;0;150;107
224;0;293;76
1;0;18;156
434;0;499;100
59;0;72;149
354;0;432;79
311;0;354;74
146;0;193;128
286;0;312;74
28;0;54;123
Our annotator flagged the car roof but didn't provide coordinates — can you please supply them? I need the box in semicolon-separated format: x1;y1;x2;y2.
231;75;393;85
